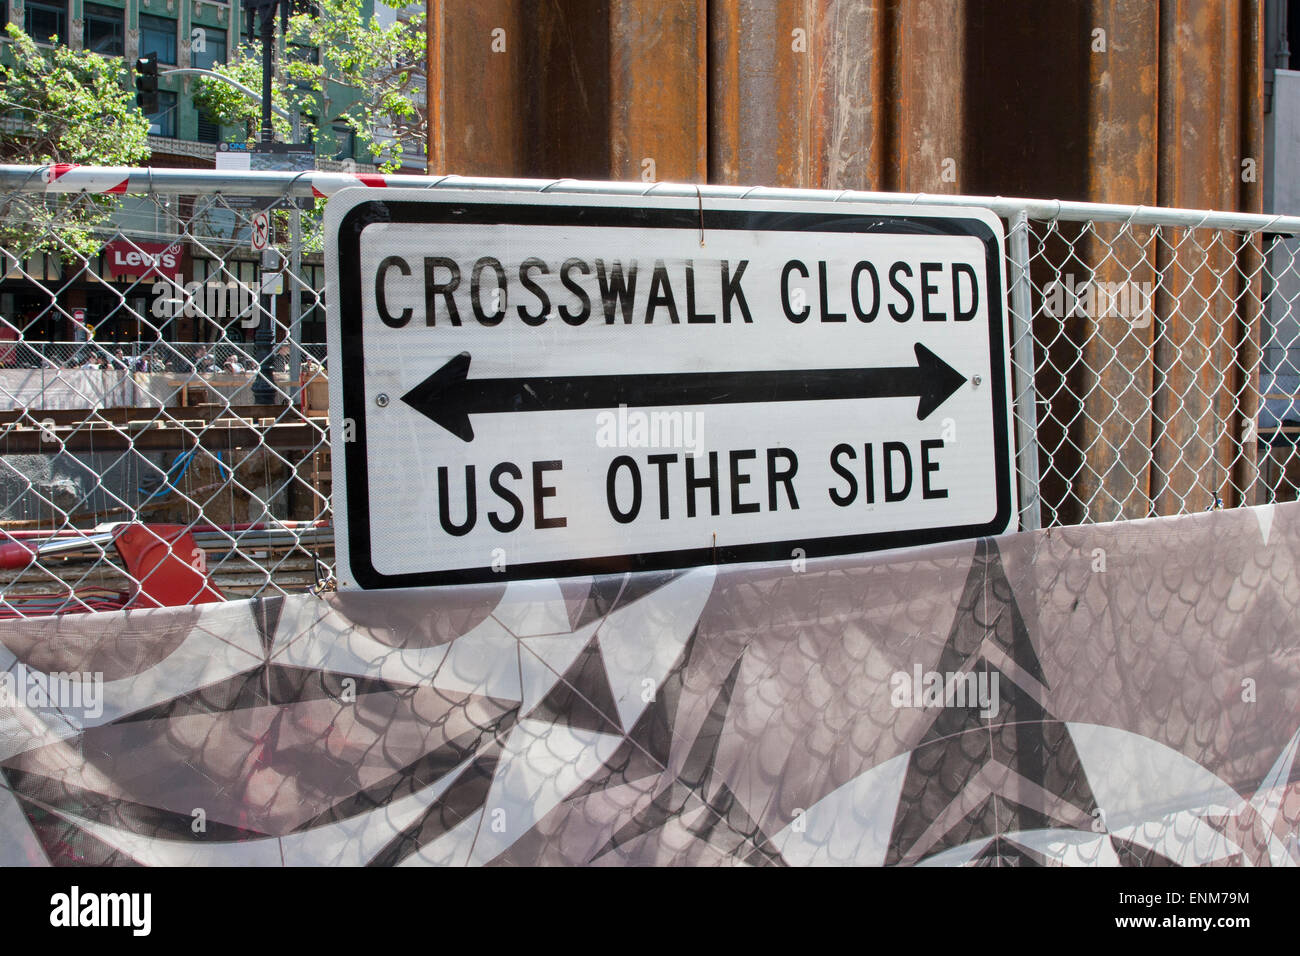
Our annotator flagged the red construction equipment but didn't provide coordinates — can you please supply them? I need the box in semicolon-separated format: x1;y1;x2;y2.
0;523;225;617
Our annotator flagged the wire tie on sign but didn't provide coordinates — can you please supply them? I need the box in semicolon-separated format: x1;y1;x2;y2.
696;185;705;247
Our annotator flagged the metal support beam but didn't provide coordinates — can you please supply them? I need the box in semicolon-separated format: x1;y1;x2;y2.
1007;210;1043;530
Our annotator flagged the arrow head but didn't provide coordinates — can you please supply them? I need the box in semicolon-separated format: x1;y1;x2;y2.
401;351;475;441
913;343;967;420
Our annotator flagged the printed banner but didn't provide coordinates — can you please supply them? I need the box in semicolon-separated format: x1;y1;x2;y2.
0;502;1296;866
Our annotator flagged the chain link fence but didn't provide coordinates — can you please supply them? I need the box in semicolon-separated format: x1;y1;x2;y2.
3;340;328;370
1;166;1298;618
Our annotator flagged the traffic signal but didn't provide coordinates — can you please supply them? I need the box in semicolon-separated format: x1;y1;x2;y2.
134;53;159;114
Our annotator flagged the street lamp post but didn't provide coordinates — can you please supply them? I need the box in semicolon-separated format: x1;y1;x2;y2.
249;0;288;404
164;0;300;407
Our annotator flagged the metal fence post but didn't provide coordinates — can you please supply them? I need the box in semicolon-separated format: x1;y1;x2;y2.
1007;209;1043;531
253;247;278;404
289;112;304;407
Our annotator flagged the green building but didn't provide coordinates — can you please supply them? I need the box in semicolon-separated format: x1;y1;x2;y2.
6;0;371;161
1;0;397;349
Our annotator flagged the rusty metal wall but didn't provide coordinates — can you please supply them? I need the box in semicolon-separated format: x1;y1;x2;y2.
424;0;1265;524
425;0;1262;199
425;1;1262;200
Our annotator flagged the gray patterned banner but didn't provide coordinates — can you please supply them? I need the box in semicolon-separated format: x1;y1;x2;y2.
1;502;1297;866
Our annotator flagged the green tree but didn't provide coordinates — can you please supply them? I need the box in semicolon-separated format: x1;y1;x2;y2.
0;24;151;257
193;0;426;174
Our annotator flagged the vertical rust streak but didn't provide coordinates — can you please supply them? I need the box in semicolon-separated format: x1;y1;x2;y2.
707;0;741;184
807;0;825;187
1079;0;1160;521
430;0;523;177
526;0;610;180
426;0;446;175
608;0;706;182
884;0;902;192
1232;0;1266;504
1209;0;1240;508
696;0;708;182
806;0;829;187
1152;0;1187;515
1152;0;1174;511
1149;0;1170;509
895;0;966;193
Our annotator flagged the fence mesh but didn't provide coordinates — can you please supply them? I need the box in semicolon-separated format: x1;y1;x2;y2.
1;168;1298;618
1013;215;1292;528
1;177;333;616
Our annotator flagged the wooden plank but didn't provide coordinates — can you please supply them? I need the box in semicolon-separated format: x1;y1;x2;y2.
0;404;313;428
0;421;327;454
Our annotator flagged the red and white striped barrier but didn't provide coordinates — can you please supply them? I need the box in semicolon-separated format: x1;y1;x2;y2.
20;163;392;197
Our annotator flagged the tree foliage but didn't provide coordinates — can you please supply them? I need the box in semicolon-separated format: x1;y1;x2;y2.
193;0;426;174
0;24;152;257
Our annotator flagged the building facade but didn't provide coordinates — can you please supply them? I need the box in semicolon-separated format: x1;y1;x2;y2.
1;0;388;352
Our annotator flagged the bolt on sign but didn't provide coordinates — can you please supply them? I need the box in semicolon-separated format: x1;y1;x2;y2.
325;188;1016;589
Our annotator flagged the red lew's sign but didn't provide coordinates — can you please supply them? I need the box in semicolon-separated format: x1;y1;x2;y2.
103;240;184;279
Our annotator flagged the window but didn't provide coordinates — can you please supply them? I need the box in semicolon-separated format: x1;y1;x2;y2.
24;1;66;44
83;3;124;57
147;91;178;138
332;122;355;161
196;111;220;144
192;27;227;71
139;13;177;65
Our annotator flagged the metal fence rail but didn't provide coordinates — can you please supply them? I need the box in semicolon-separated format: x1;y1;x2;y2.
2;164;1298;617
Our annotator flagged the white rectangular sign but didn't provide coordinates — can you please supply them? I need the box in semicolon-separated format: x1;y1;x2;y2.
325;188;1015;589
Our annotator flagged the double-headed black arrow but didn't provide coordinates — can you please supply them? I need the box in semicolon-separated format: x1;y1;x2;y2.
400;343;968;442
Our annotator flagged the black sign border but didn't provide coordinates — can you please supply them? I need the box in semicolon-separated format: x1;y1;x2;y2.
334;198;1014;589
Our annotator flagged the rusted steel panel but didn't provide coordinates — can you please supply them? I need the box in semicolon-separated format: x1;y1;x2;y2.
963;0;1091;200
519;0;612;180
709;0;808;186
964;0;1100;524
1152;0;1259;516
806;0;886;190
427;0;525;177
1207;3;1246;514
706;0;742;184
427;0;445;175
709;0;818;187
709;0;887;189
1230;0;1265;506
1085;0;1161;205
891;0;965;193
1076;0;1160;522
608;0;708;182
